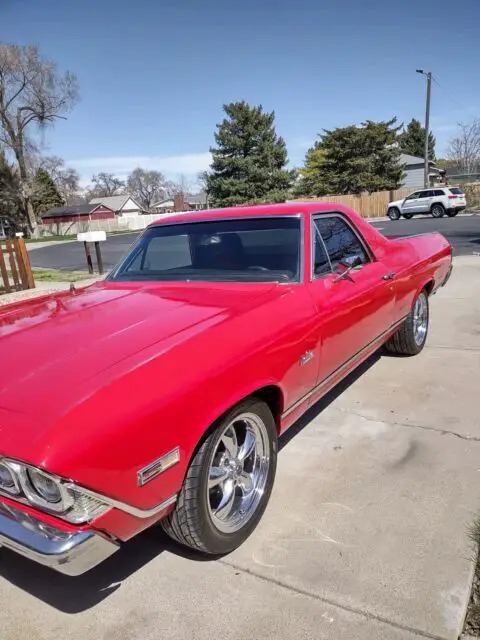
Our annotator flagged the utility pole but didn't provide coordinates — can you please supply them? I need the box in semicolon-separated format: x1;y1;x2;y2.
416;69;432;188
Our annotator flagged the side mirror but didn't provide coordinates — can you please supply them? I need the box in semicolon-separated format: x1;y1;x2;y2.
339;255;363;269
333;255;363;283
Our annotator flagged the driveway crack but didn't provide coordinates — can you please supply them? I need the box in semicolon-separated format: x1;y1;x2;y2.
219;559;449;640
338;408;480;442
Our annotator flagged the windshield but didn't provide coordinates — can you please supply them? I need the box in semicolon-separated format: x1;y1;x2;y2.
109;217;301;283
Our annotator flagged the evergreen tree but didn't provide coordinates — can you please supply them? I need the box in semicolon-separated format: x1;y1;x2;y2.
0;149;25;230
31;167;64;216
295;118;404;196
398;118;435;160
207;102;294;206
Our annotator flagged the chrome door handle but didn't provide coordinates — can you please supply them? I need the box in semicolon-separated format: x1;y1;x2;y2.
382;272;396;281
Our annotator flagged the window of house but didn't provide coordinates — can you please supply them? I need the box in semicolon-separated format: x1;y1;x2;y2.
314;216;369;272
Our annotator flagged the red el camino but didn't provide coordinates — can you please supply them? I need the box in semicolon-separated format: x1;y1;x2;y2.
0;203;452;575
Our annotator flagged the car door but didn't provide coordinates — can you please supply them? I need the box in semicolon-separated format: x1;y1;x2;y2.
401;191;422;214
307;213;396;386
416;190;434;212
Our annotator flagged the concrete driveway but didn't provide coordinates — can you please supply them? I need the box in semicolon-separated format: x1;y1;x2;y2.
1;256;480;640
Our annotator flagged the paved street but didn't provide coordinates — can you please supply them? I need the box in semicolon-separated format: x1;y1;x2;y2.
28;214;480;272
1;255;480;640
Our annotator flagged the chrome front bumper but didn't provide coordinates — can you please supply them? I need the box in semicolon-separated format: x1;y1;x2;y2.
0;500;119;576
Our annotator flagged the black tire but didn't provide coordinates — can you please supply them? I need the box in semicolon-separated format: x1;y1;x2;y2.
388;207;401;220
431;203;445;218
447;210;458;217
403;213;413;220
384;290;429;356
161;398;277;555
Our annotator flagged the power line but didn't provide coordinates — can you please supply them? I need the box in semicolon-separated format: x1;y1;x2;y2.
431;75;465;111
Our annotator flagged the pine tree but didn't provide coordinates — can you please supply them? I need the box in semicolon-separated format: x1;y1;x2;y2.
398;118;436;160
295;118;404;196
31;168;64;216
207;102;294;206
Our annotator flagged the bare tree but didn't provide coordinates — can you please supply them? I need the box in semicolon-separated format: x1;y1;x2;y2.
0;44;79;232
197;170;210;206
447;119;480;175
88;172;125;198
172;172;192;195
33;155;81;204
126;167;174;209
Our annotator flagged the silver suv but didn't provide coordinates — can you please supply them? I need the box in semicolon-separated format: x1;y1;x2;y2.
387;187;467;220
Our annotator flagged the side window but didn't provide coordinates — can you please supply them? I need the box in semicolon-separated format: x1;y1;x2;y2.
434;189;446;196
312;227;331;277
419;190;433;198
314;216;369;271
405;191;420;201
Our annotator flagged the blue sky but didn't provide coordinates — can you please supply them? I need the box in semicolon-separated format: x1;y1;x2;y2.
1;0;479;188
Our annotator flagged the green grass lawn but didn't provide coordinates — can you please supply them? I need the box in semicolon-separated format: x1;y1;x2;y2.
7;268;92;282
25;235;76;243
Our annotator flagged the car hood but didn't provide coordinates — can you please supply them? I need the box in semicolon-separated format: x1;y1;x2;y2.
0;281;278;455
389;199;405;208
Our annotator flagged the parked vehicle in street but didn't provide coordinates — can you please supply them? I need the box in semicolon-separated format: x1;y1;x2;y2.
387;187;467;220
0;203;452;575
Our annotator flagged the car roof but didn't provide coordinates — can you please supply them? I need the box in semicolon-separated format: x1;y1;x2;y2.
149;202;341;226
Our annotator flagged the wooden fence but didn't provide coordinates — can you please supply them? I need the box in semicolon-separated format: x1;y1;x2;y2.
0;238;35;295
289;188;413;218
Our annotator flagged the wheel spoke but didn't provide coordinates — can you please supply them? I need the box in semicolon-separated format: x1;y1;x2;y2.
221;427;238;458
214;479;236;519
237;471;254;496
238;430;256;462
209;466;229;489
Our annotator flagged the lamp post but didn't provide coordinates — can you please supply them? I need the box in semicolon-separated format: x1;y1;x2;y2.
416;69;432;188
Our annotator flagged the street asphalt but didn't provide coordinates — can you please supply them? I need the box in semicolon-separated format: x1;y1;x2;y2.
28;213;480;272
1;255;479;640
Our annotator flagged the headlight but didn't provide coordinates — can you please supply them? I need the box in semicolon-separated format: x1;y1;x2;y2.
0;461;21;495
0;458;110;524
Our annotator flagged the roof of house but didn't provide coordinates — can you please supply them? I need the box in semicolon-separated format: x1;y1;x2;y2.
151;192;207;208
41;203;104;219
89;194;141;211
400;153;436;166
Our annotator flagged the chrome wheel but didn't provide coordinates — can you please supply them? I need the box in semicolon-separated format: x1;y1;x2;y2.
413;293;428;345
207;413;270;534
432;204;444;218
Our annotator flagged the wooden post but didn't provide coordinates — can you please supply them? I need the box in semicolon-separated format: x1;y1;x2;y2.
94;241;104;275
0;244;12;293
84;241;94;274
5;239;20;290
16;238;35;289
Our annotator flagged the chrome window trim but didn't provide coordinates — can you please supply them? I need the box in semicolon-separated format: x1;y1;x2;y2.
310;211;374;279
310;216;333;282
109;214;304;284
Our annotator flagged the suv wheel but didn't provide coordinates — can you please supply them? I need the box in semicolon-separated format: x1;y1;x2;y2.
431;203;445;218
388;207;401;220
447;210;458;217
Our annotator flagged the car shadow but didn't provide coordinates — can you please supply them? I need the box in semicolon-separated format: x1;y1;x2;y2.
0;352;383;613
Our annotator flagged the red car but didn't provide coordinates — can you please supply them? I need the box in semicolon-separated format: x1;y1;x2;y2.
0;203;452;575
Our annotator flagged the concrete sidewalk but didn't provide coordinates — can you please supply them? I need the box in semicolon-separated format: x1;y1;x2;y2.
0;256;479;640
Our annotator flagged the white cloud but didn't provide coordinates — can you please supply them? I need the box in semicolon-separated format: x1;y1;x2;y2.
67;152;212;185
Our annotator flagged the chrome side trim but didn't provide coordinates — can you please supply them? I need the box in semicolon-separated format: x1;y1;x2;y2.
137;447;181;487
64;486;178;519
281;316;407;419
0;500;119;576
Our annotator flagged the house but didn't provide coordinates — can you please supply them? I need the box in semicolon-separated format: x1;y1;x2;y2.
41;203;115;224
151;192;207;214
400;153;440;188
89;195;143;217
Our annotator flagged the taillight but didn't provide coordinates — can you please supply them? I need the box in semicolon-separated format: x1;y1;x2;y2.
448;195;457;199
